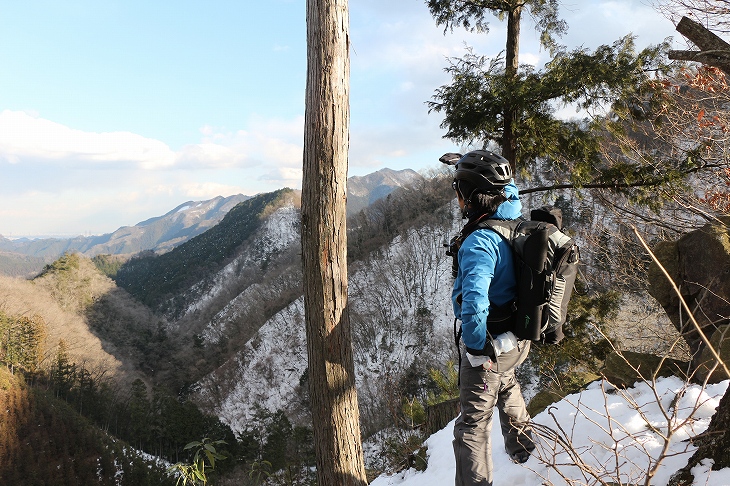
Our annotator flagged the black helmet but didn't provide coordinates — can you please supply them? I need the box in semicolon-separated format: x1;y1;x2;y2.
453;150;512;193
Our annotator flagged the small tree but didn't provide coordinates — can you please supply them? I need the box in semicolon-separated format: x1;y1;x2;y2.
0;313;46;375
167;438;226;486
51;339;76;400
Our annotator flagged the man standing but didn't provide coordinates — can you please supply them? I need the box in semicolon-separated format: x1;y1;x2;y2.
443;150;535;486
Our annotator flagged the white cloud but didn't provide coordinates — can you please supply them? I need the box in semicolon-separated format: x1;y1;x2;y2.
520;52;541;66
176;143;251;169
260;166;303;187
0;111;308;235
0;110;306;176
0;110;176;169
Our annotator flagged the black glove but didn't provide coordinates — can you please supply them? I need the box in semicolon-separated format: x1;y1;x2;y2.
466;338;496;361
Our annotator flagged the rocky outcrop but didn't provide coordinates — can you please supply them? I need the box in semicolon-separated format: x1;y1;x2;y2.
668;377;730;485
695;324;730;383
649;218;730;486
648;217;730;374
600;350;689;388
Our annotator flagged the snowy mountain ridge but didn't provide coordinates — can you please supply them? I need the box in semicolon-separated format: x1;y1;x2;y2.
182;202;301;322
193;200;462;435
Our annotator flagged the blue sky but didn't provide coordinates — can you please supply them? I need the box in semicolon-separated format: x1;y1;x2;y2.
0;0;677;237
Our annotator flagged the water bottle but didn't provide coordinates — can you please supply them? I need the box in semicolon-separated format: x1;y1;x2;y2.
493;331;518;357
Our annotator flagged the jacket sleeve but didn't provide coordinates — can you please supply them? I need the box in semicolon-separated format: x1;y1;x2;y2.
456;234;498;352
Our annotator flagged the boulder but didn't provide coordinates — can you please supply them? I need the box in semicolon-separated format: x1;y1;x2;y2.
648;217;730;371
668;371;730;485
694;323;730;384
601;350;689;388
527;371;601;416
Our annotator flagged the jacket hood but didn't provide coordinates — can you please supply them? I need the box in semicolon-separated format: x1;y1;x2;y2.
491;181;522;220
465;180;522;221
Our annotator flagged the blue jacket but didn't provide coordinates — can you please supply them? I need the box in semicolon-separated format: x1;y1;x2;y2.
452;182;522;351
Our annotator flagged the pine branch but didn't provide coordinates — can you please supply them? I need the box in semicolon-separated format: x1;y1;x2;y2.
521;163;725;195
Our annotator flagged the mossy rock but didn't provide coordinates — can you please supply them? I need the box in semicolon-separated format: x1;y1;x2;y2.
527;371;601;416
695;324;730;384
601;350;689;388
647;240;679;308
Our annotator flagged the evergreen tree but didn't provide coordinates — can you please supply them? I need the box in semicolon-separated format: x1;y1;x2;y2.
426;0;674;195
127;379;152;450
0;313;46;376
51;339;76;400
427;0;567;168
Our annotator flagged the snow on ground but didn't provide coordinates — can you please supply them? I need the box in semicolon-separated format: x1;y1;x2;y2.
371;377;730;486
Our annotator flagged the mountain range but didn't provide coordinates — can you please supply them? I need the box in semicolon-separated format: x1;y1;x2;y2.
0;167;422;277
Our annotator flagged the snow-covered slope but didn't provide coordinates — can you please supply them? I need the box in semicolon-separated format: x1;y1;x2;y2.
194;203;463;436
371;377;730;486
182;203;301;322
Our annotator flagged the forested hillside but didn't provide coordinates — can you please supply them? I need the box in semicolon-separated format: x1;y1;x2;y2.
0;258;235;485
0;367;175;485
114;189;298;315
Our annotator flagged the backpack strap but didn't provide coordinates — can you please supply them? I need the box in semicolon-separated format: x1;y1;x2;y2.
453;317;462;386
450;217;524;378
478;217;522;241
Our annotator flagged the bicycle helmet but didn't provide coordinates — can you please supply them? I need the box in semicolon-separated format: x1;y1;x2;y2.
453;150;512;195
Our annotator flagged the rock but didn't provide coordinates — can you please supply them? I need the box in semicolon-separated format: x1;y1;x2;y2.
694;323;730;384
668;376;730;485
601;350;689;388
527;371;601;416
648;217;730;371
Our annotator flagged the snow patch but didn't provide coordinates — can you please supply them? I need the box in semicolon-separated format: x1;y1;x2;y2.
181;203;300;321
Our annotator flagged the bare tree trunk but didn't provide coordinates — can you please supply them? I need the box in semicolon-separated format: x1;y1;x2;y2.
669;16;730;75
302;0;367;485
502;3;522;172
505;4;521;78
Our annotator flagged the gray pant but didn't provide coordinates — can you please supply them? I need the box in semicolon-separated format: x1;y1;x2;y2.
453;340;533;486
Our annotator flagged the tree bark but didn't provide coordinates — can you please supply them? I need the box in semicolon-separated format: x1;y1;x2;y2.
502;3;522;173
675;15;730;52
664;16;730;485
669;16;730;75
302;0;367;485
668;385;730;485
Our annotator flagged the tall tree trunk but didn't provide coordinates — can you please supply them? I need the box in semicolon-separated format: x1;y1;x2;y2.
502;3;522;173
302;0;367;485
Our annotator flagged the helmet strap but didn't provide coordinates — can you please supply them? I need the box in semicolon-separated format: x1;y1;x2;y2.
454;181;473;219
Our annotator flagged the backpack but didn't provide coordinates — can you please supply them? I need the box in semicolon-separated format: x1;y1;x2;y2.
447;206;580;344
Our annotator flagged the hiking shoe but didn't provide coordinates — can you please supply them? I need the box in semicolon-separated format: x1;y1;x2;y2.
508;450;531;464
